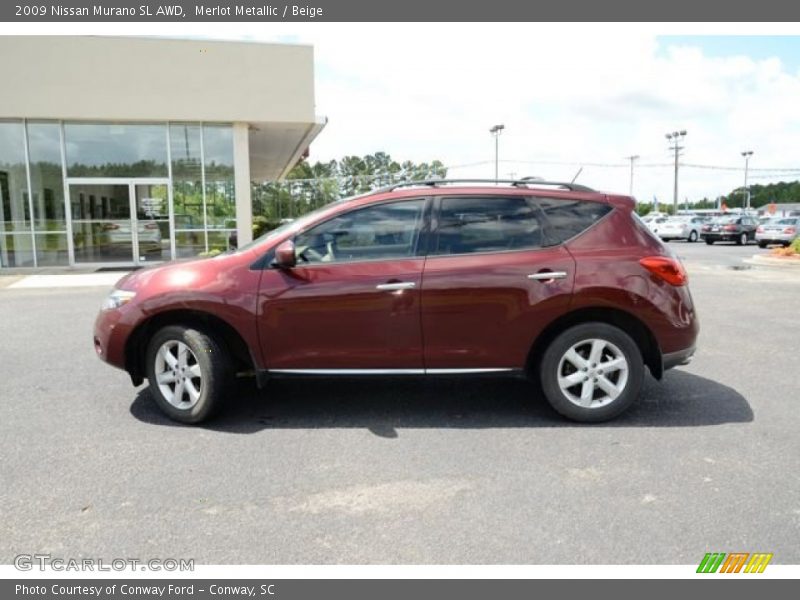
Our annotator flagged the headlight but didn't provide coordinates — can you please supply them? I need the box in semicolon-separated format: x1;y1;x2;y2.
101;289;136;310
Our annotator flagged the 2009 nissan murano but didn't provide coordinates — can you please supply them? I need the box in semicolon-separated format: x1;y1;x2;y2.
94;179;698;423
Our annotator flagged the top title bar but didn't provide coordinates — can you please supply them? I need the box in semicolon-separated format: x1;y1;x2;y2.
4;0;800;21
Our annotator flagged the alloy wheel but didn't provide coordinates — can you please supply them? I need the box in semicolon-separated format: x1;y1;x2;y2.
154;340;203;408
556;338;629;409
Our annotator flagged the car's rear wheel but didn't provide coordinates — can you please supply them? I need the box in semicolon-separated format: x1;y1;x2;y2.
705;239;714;245
539;323;644;422
758;241;768;249
688;230;698;243
145;325;230;423
737;232;748;245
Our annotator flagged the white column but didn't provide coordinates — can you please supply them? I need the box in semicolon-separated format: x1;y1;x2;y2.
232;122;253;247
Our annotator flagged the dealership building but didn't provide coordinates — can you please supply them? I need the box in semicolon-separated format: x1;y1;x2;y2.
0;36;325;269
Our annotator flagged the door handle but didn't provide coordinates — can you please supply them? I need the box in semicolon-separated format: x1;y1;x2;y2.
527;271;568;281
376;282;416;291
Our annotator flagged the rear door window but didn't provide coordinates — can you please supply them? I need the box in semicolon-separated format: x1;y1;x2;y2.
533;197;612;245
433;196;544;255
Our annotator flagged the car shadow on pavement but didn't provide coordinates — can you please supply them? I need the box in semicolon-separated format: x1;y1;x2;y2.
129;370;753;436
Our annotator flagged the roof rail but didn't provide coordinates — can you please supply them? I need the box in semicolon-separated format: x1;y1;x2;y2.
374;178;595;194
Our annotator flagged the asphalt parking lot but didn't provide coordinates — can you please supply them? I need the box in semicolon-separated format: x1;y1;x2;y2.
1;240;799;565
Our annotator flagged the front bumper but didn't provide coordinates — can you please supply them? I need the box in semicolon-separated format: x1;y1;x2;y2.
663;345;696;370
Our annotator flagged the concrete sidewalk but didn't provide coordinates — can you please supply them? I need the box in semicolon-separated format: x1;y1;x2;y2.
1;271;129;289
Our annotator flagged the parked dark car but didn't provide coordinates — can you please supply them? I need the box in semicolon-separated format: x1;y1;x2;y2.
94;179;699;424
701;215;758;245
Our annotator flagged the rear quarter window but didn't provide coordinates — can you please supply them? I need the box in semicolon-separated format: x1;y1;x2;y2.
533;197;612;245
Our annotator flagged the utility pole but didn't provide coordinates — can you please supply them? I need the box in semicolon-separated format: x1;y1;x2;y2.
490;124;504;183
665;130;687;215
741;150;753;210
625;155;639;197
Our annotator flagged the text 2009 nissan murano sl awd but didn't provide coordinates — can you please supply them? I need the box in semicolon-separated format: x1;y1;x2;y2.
94;179;698;423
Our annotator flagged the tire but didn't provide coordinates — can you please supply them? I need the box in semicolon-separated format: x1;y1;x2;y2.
705;239;714;245
145;325;231;423
688;230;698;243
737;232;747;246
538;322;644;422
758;242;767;249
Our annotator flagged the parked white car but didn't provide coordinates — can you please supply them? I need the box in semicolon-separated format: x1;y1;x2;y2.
643;216;668;235
656;216;706;242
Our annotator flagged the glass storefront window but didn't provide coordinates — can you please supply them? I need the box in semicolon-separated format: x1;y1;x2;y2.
0;120;30;233
0;119;242;268
203;124;236;230
64;123;168;177
170;123;205;231
28;122;67;236
0;234;34;267
35;233;68;266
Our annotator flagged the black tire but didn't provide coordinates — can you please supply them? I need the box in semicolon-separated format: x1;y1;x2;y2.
538;322;644;423
758;241;767;249
145;325;231;424
736;232;747;246
688;230;698;243
705;239;714;245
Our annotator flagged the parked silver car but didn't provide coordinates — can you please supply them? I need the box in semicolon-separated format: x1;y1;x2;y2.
656;216;705;242
756;217;800;248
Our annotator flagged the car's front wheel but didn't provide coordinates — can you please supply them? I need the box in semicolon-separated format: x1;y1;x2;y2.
688;230;698;243
145;325;230;423
737;232;748;245
539;323;644;422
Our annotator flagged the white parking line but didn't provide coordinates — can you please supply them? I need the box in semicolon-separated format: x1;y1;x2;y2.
7;273;128;289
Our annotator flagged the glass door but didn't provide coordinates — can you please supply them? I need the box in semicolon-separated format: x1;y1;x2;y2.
134;183;171;264
68;179;172;265
70;183;134;264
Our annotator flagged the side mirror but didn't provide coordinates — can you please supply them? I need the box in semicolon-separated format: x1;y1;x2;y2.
273;240;296;269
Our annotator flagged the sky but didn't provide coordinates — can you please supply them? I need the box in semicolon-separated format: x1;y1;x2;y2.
8;24;800;204
256;27;800;204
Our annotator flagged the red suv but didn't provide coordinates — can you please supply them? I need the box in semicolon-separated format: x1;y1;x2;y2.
94;180;698;424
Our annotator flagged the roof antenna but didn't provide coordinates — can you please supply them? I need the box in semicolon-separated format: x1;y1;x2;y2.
571;167;583;184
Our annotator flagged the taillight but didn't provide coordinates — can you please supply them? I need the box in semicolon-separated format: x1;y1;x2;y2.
102;223;120;230
723;224;738;231
702;225;710;231
784;227;796;235
144;222;159;230
757;226;764;233
639;256;688;286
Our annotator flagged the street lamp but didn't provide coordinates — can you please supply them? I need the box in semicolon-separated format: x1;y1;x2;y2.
665;130;687;215
741;150;754;210
490;124;505;182
625;155;640;197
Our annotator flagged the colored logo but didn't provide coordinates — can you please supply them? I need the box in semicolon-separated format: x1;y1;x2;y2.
697;552;773;573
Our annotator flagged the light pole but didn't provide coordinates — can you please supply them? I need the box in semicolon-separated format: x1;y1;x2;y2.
665;130;687;215
625;155;639;197
741;150;753;210
490;124;505;182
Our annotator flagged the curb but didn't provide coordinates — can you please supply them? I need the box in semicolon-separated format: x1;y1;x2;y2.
745;255;800;268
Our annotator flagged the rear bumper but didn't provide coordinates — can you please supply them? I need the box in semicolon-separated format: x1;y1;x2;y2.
701;233;738;241
755;235;793;244
663;345;696;370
